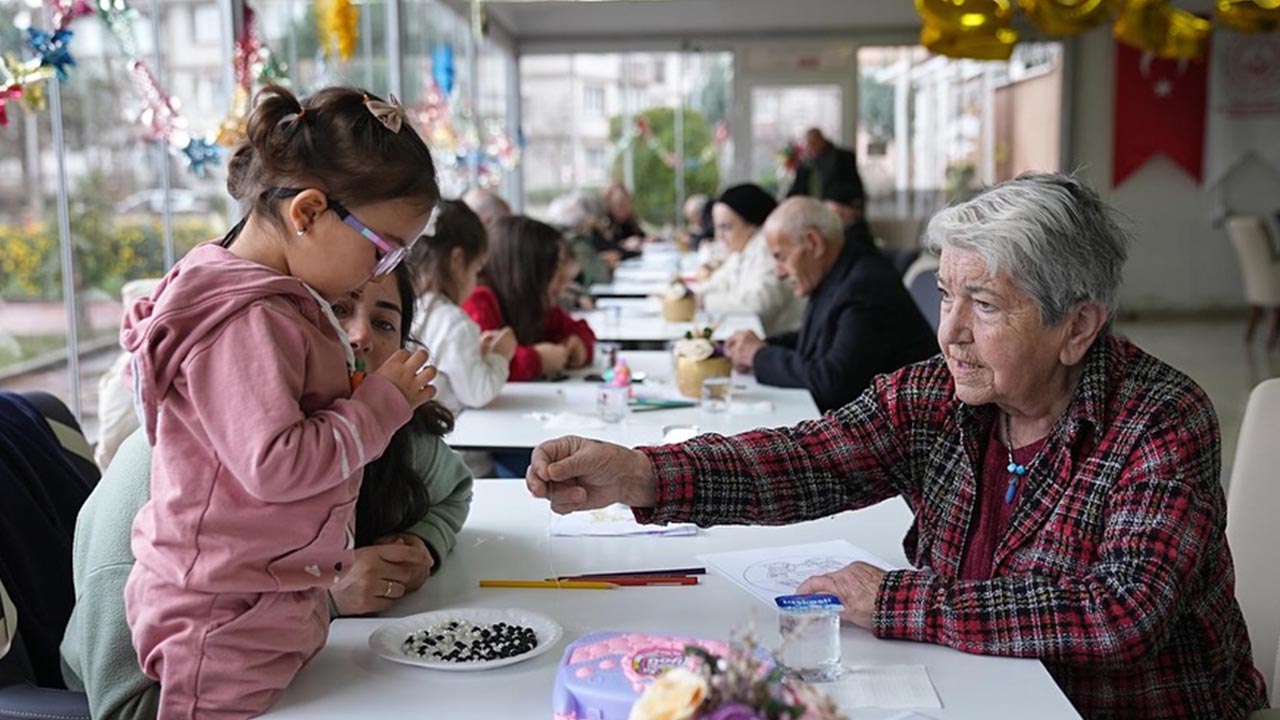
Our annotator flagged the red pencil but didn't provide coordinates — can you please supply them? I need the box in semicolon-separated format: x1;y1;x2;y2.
546;575;698;586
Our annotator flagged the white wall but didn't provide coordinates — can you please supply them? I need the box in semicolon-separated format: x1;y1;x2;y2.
1069;29;1280;314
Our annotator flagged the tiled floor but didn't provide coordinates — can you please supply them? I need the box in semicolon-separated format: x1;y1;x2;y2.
1118;316;1280;490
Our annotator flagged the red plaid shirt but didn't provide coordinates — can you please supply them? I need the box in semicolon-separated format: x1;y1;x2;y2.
638;335;1268;719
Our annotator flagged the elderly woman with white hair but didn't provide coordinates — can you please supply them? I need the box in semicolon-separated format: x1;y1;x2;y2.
525;173;1269;719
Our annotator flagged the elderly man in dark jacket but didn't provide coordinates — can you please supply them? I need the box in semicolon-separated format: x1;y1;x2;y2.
725;197;936;412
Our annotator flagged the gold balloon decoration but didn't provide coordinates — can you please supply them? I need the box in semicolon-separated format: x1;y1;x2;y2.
1018;0;1117;35
1113;0;1211;60
1216;0;1280;33
916;0;1019;59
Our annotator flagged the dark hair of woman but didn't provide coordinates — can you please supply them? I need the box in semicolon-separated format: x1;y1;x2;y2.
224;84;439;242
482;215;567;345
406;199;488;303
354;263;455;547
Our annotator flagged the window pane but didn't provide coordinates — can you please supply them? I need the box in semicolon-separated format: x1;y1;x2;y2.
856;43;1063;222
750;84;842;195
521;51;731;225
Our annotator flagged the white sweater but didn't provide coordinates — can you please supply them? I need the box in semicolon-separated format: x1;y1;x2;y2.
412;293;509;415
700;231;805;336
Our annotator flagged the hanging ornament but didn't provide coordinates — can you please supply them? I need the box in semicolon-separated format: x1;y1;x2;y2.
26;28;75;81
317;0;359;62
1160;9;1212;60
1114;0;1170;53
215;85;251;147
431;43;456;97
916;0;1018;60
1216;0;1280;33
95;0;140;57
181;136;222;178
128;59;187;146
0;85;21;127
48;0;96;31
0;52;55;125
1017;0;1116;35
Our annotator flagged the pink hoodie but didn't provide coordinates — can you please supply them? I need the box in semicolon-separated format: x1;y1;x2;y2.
121;243;410;593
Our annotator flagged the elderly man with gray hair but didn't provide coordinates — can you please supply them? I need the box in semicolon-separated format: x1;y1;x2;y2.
725;197;935;412
526;173;1269;719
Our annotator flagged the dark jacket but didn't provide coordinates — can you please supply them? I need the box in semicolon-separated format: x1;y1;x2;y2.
787;144;864;202
753;224;937;412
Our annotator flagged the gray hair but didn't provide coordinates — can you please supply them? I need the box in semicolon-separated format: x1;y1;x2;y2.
924;172;1130;325
544;192;607;236
763;196;845;247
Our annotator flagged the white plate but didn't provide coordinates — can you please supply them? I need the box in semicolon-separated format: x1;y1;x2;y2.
368;608;563;672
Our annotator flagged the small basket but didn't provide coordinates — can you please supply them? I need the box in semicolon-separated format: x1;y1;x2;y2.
662;295;697;322
675;355;732;398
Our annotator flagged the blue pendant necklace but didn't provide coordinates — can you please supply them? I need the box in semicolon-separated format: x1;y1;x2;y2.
1003;412;1027;504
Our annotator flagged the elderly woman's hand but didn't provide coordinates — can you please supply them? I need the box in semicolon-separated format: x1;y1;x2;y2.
795;561;887;629
527;435;656;514
330;541;434;616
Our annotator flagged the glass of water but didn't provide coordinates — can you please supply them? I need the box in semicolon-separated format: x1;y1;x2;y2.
597;385;629;423
701;376;732;413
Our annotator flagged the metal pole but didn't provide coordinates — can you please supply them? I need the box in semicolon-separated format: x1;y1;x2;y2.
467;0;481;188
362;0;374;88
674;50;685;227
622;54;634;190
387;0;402;98
222;0;243;227
23;100;43;218
44;2;81;420
507;46;524;211
286;0;298;90
153;0;175;270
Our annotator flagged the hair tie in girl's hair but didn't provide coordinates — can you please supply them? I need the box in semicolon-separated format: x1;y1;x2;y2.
423;202;442;237
364;93;405;134
277;105;307;133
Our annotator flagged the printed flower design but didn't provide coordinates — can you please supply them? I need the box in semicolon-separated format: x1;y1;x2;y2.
628;667;708;720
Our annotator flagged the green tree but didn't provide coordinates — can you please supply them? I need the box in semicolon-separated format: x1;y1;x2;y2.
859;74;895;139
609;107;719;226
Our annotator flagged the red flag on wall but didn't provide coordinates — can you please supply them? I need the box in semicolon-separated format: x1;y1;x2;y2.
1112;41;1209;187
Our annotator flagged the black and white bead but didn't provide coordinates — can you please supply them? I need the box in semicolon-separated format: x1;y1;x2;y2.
402;620;539;663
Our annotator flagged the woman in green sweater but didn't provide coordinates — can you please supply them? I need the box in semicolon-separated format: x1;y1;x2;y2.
59;264;475;720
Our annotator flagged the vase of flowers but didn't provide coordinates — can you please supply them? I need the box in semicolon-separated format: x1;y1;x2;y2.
628;634;845;720
663;279;697;322
674;327;731;399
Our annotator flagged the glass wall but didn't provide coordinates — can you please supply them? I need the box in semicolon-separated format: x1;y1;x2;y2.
519;50;732;226
855;42;1064;221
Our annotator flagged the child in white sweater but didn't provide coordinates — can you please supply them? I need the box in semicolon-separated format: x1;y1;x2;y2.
409;200;516;417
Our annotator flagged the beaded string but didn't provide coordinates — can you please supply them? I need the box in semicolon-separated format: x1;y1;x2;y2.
1003;412;1028;504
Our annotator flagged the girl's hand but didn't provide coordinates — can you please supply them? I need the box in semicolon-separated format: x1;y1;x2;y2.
480;327;517;360
375;348;437;409
330;542;432;616
563;335;588;369
534;342;569;376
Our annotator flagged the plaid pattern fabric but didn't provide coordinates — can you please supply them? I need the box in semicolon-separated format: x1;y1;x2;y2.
638;335;1268;719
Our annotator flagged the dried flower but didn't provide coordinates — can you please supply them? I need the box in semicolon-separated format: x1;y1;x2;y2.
633;633;845;720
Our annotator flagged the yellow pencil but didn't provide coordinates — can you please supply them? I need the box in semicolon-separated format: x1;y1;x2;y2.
478;579;618;590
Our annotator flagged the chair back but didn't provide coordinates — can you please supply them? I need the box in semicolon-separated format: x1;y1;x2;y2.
1226;378;1280;698
907;268;942;333
1226;216;1280;306
869;217;923;250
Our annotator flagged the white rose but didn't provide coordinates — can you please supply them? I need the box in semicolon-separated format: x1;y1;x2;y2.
675;338;714;362
628;667;708;720
664;282;690;301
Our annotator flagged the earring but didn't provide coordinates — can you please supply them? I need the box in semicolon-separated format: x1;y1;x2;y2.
296;227;306;236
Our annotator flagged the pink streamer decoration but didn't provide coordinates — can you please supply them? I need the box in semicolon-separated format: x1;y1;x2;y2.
127;59;189;148
48;0;95;31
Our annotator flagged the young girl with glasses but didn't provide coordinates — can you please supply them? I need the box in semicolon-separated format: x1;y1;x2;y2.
120;85;439;718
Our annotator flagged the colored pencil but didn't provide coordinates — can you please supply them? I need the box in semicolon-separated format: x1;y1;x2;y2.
574;576;698;587
478;579;617;590
556;567;706;580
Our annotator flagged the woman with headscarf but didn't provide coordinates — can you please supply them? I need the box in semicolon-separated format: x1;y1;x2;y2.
699;184;804;335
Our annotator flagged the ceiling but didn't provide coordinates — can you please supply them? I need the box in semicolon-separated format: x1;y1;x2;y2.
480;0;925;49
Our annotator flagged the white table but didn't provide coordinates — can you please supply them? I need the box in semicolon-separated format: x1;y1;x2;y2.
589;280;671;298
446;350;819;450
577;311;763;346
265;481;1081;719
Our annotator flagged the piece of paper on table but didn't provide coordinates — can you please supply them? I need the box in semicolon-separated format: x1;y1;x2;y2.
524;411;607;431
696;540;896;607
551;503;697;537
828;665;941;710
729;400;773;415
